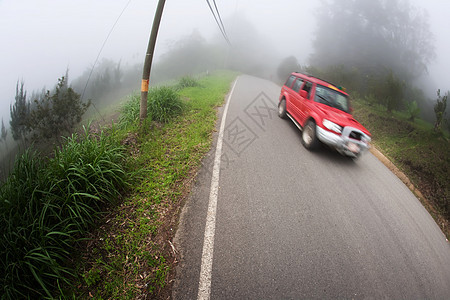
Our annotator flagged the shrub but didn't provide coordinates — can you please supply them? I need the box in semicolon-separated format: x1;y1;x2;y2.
148;86;184;123
406;100;421;122
27;76;90;144
364;94;378;106
177;76;200;90
0;128;128;299
119;87;184;126
434;89;448;131
119;94;141;128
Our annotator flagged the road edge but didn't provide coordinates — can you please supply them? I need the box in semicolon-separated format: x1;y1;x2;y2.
369;145;449;241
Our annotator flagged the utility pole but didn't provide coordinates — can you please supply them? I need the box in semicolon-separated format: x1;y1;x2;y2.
140;0;166;120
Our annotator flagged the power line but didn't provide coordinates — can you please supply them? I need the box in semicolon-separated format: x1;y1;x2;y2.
81;0;133;109
212;0;230;43
205;0;231;46
211;0;231;45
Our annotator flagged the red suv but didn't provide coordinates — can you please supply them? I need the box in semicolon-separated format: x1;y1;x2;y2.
278;72;371;158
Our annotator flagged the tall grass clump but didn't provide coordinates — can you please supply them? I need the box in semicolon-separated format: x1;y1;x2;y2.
148;86;184;123
0;128;128;299
119;86;184;127
176;75;200;90
119;94;141;128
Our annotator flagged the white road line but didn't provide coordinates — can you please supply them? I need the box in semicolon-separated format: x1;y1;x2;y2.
197;78;238;300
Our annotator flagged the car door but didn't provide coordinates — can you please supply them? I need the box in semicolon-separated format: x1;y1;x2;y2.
297;81;313;126
289;78;304;122
282;75;296;114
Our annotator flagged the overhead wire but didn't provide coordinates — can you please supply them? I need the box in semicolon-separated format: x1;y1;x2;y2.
80;0;133;120
205;0;231;46
212;0;230;44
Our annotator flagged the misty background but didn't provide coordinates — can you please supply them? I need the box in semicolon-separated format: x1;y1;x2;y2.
1;0;450;151
0;0;312;122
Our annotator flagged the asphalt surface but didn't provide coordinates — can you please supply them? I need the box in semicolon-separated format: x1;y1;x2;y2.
173;75;450;299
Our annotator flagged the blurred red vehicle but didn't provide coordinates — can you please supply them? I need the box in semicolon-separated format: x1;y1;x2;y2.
278;72;371;158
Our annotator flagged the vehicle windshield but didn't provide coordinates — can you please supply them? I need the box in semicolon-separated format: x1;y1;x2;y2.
314;85;350;113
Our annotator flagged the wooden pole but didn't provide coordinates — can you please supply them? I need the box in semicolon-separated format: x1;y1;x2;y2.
140;0;166;120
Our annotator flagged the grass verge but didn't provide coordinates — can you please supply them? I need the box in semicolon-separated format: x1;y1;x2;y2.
0;128;129;299
70;70;238;299
352;99;450;239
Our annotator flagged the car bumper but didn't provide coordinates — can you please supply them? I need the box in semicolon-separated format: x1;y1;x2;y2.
316;125;371;158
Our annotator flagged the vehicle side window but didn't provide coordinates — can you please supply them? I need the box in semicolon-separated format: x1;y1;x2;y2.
302;82;313;99
285;75;296;88
292;78;304;92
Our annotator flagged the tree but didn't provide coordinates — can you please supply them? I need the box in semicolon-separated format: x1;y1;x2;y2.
10;81;30;141
71;59;123;103
152;30;220;81
304;64;360;92
114;60;122;87
434;89;448;131
370;71;404;111
309;0;435;81
277;56;300;82
384;71;404;112
27;76;90;143
406;101;420;122
29;88;47;110
1;118;7;148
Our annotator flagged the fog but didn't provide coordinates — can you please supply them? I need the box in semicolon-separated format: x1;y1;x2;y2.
1;0;450;131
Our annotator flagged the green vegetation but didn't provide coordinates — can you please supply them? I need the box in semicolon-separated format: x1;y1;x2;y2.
434;89;448;131
176;75;201;90
70;70;237;299
9;75;90;146
406;101;420;122
119;85;187;127
310;0;434;82
379;71;404;112
1;70;237;298
352;98;450;235
0;128;128;299
148;86;185;123
118;94;141;129
28;76;91;143
0;119;7;149
9;81;29;141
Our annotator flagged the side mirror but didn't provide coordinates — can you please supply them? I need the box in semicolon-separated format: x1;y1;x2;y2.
299;90;308;98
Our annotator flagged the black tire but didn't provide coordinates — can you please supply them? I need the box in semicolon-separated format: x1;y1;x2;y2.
302;120;320;150
278;99;287;119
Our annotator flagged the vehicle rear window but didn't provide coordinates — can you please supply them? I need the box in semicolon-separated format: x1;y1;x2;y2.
314;85;350;113
285;75;296;88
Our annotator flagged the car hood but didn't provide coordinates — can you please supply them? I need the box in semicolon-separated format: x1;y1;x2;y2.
317;105;371;136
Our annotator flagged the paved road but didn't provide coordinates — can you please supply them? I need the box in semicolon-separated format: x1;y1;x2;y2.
173;75;450;299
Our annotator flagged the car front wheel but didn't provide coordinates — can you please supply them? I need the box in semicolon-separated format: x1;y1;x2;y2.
278;99;287;119
302;120;320;150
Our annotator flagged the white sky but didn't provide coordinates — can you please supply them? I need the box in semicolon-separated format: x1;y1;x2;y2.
422;0;450;93
0;0;449;125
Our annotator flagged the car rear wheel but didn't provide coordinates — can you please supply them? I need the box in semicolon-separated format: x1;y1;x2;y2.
278;99;287;119
302;120;320;150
